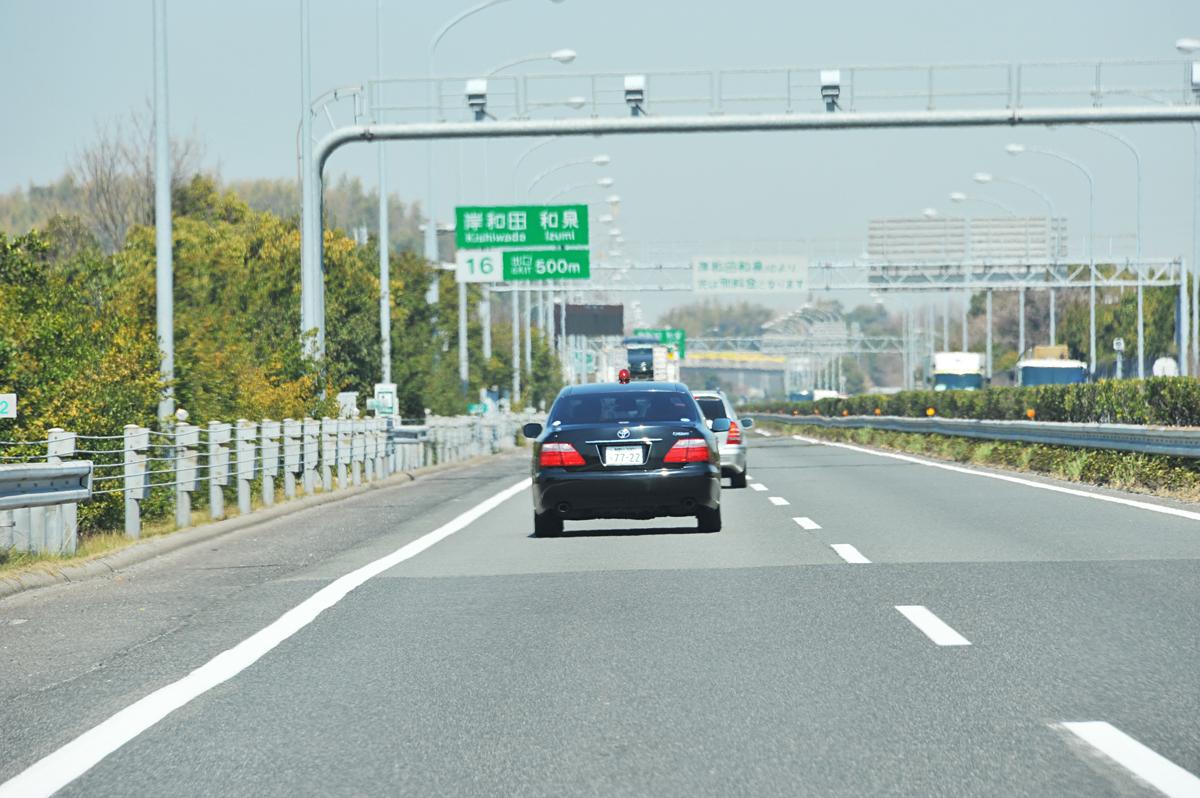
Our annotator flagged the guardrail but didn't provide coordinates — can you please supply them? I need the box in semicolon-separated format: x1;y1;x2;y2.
744;413;1200;459
0;413;541;557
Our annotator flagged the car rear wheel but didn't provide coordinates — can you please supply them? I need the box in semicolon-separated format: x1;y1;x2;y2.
696;504;721;533
730;471;747;489
534;511;563;538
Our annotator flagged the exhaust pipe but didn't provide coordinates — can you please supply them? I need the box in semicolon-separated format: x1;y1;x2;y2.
556;502;571;514
681;498;696;510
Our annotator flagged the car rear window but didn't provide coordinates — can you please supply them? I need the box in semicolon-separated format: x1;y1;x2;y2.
695;397;728;421
550;392;699;424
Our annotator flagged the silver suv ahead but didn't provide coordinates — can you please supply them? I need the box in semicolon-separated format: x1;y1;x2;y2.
691;390;753;488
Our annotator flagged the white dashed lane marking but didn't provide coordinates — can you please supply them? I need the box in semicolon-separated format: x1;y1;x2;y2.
830;544;870;563
792;517;821;530
749;483;768;492
895;605;971;646
1059;721;1200;798
768;496;790;506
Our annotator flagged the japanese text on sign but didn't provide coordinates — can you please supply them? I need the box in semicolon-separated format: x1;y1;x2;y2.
456;205;589;248
692;256;808;293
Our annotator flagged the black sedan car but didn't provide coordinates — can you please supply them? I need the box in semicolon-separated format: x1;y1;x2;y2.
522;382;730;537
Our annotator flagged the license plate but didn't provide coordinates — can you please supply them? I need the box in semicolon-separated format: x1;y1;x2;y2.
603;446;644;466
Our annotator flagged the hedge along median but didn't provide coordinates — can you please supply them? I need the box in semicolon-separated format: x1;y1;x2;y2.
745;377;1200;425
752;418;1200;504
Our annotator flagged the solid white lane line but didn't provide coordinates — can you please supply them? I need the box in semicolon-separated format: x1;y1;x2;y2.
895;605;971;646
831;544;870;563
769;496;790;506
0;478;534;798
791;434;1200;523
749;483;768;492
793;517;821;530
1061;721;1200;798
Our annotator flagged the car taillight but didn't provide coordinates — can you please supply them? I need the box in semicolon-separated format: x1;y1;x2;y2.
726;419;740;445
539;442;586;467
663;438;710;463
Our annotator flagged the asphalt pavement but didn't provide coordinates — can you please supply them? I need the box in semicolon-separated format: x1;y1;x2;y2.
2;434;1199;797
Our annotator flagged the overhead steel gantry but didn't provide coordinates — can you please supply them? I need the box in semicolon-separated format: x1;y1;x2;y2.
301;58;1200;355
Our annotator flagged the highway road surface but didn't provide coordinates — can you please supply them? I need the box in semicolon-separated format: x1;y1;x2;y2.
2;433;1199;797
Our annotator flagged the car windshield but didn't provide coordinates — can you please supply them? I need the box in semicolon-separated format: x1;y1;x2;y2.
695;397;727;420
550;391;697;424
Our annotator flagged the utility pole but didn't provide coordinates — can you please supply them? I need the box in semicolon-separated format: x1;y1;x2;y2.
153;0;173;422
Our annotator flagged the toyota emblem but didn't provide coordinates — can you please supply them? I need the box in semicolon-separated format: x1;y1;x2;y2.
617;428;631;439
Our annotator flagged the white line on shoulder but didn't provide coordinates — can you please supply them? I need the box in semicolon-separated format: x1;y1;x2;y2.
0;478;534;798
1059;721;1200;797
792;434;1200;523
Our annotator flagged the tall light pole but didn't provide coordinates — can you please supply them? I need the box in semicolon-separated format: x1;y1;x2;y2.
949;192;1016;215
153;0;173;422
1087;125;1145;378
299;0;319;357
1006;144;1102;374
1179;38;1200;373
544;177;615;202
526;155;611;200
975;171;1058;351
376;0;391;387
426;0;566;260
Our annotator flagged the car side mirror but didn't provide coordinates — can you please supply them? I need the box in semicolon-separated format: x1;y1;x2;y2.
711;417;732;432
741;418;755;428
523;423;543;438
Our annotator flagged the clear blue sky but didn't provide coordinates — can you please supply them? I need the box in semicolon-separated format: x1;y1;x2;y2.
2;0;1196;283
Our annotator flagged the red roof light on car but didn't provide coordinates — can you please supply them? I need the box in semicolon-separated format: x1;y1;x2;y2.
539;442;586;467
618;368;631;384
663;438;710;463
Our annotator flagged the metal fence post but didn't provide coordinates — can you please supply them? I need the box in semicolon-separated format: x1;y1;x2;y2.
47;428;78;554
337;418;351;488
209;421;231;519
123;424;150;538
321;417;336;491
261;419;281;507
352;419;364;485
236;420;257;515
176;422;199;527
283;418;301;500
303;417;319;494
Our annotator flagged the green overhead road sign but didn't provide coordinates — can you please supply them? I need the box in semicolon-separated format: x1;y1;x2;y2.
503;249;590;281
456;205;589;249
634;328;686;359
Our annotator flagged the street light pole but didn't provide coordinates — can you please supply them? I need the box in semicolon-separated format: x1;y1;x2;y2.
949;192;1016;215
975;171;1058;348
153;0;173;423
299;0;319;357
376;0;391;386
1087;125;1145;378
544;177;615;202
1006;144;1098;374
526;155;611;200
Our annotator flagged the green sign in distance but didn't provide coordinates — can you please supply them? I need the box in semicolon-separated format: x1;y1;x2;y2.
456;205;589;249
634;328;686;359
467;403;487;416
503;249;590;281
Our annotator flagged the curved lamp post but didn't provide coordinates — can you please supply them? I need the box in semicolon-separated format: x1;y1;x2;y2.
544;176;615;202
526;155;611;200
1006;143;1104;373
949;192;1016;215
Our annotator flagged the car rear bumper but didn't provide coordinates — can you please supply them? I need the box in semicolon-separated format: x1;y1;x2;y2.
719;444;746;476
534;464;720;520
